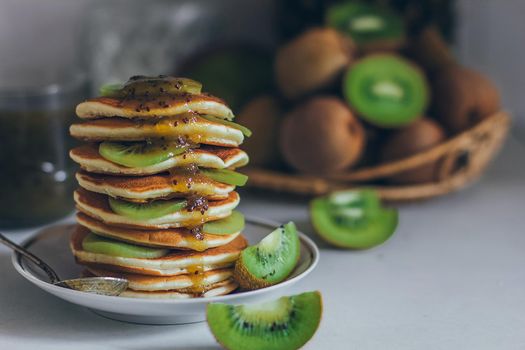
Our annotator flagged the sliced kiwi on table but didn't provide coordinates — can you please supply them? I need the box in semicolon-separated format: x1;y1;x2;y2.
200;114;252;137
82;232;169;258
109;197;187;220
203;211;245;235
234;222;300;290
98;141;188;168
99;76;202;97
207;291;322;350
310;189;398;249
326;2;405;50
200;168;248;187
343;54;429;128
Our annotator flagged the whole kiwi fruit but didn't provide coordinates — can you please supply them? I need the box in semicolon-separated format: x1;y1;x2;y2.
236;96;282;168
381;118;446;184
275;27;355;100
433;65;500;133
280;96;365;175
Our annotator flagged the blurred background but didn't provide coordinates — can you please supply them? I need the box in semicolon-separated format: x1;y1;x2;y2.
0;0;522;227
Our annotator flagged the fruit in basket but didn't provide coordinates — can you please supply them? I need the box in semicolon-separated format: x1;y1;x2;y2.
280;97;365;174
207;291;322;350
381;118;446;184
326;2;405;52
310;189;398;249
236;96;283;167
343;54;429;128
275;27;355;99
234;222;300;290
433;65;500;133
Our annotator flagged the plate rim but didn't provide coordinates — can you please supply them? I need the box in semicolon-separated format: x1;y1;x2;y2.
11;216;319;305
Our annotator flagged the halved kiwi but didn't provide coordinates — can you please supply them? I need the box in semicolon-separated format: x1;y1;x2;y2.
99;76;202;97
207;291;322;350
310;189;398;249
200;168;248;187
200;114;252;137
343;54;429;128
108;197;187;220
326;2;405;51
98;141;188;168
234;222;300;290
82;232;169;258
203;211;245;235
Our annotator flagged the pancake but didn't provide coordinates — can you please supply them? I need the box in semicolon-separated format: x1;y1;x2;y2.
119;280;238;299
74;188;240;229
76;94;234;120
70;144;249;176
86;266;234;292
76;170;234;202
71;225;248;276
77;213;241;251
70;114;244;147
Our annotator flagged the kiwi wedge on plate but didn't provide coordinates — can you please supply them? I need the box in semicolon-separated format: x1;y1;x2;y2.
343;54;429;128
108;197;187;220
326;2;405;51
203;211;245;235
310;189;398;249
200;168;249;187
207;291;322;350
100;76;202;97
82;232;169;259
98;141;189;168
234;222;300;290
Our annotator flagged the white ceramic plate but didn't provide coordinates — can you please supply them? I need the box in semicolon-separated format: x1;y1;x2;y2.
12;217;319;325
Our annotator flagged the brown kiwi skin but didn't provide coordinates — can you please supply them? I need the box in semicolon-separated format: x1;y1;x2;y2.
381;118;446;184
236;96;282;168
280;96;365;175
275;27;355;100
433;65;500;133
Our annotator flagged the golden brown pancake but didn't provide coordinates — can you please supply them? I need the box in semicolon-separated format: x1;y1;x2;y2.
77;213;241;251
70;144;249;176
71;225;247;276
76;95;234;120
76;170;234;202
74;188;240;229
70;114;244;147
119;280;238;299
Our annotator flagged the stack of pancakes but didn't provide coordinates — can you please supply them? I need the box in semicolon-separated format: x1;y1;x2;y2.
69;77;250;298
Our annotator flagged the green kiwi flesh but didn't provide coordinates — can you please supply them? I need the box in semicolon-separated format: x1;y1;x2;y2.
310;189;398;249
326;2;404;49
200;168;249;187
82;232;169;258
207;291;322;350
343;54;429;127
108;197;187;220
203;211;245;235
99;76;202;97
99;141;188;168
200;114;252;137
234;222;300;290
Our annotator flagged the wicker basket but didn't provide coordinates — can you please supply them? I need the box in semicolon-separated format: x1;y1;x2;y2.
244;111;511;202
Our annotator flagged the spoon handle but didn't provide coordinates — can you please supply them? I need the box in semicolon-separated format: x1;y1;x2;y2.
0;233;61;284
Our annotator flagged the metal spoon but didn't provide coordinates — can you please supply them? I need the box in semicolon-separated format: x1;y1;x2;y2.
1;233;128;296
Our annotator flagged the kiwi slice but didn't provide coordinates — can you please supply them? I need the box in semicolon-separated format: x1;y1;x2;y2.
108;197;187;220
99;76;202;97
343;54;429;127
99;141;188;168
207;291;322;350
200;168;248;187
203;211;245;235
326;2;405;50
234;222;300;290
82;232;169;258
310;189;398;249
200;115;252;137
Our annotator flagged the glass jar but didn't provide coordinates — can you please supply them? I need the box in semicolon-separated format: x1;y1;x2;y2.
0;75;88;228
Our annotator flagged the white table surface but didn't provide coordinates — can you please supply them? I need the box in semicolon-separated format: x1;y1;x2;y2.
1;138;524;350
